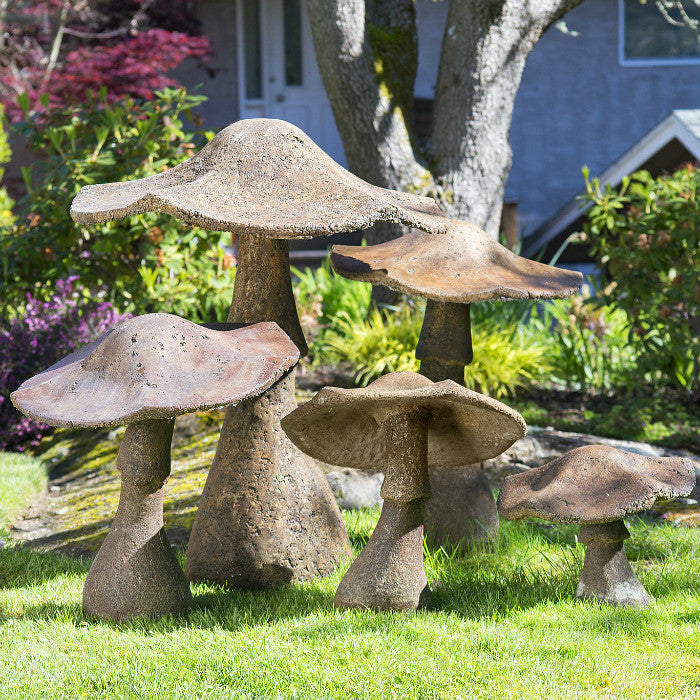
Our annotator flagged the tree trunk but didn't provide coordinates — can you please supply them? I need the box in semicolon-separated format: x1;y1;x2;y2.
306;0;434;248
432;1;586;237
309;0;585;242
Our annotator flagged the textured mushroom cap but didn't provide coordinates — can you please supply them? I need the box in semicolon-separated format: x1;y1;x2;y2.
11;314;299;428
331;219;583;302
497;445;695;524
281;370;526;471
70;119;447;238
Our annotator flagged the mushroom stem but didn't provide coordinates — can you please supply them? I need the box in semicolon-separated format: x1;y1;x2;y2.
416;300;472;383
335;414;431;611
576;520;652;608
82;418;192;620
416;300;499;551
424;468;500;550
229;233;308;356
186;371;350;589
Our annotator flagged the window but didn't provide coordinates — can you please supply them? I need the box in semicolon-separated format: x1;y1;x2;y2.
243;0;262;99
620;0;700;65
284;0;303;86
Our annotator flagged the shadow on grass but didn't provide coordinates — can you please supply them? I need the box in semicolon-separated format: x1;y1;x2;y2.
5;516;700;635
36;427;118;480
12;521;111;555
4;580;337;634
0;545;89;590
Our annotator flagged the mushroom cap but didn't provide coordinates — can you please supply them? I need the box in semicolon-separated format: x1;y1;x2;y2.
497;445;696;524
281;370;526;471
70;119;447;239
11;314;299;428
331;219;583;303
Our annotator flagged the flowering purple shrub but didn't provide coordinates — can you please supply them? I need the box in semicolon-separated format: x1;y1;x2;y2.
0;278;128;451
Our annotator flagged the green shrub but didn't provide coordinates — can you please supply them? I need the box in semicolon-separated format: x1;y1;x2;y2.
581;164;699;392
464;325;552;399
293;258;371;348
1;88;234;322
0;104;14;228
535;290;637;391
320;303;421;385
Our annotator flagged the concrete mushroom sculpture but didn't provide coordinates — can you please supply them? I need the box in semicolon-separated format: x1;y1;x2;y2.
11;313;299;620
70;118;449;589
497;445;695;607
281;370;526;611
331;219;583;550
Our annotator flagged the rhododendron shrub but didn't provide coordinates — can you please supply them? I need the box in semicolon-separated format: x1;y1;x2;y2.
582;164;699;392
0;278;128;451
2;88;233;322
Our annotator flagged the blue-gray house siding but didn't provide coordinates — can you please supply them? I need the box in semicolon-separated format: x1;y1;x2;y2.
509;0;700;238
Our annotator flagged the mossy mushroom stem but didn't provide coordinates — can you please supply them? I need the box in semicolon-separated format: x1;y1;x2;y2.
186;234;350;588
229;234;307;356
335;411;431;611
416;300;496;550
83;418;192;620
576;520;652;608
186;371;351;589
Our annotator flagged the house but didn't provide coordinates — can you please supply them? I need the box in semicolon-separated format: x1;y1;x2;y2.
176;0;700;258
523;109;700;273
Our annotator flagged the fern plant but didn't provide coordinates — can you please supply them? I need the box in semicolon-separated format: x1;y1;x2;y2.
320;304;421;385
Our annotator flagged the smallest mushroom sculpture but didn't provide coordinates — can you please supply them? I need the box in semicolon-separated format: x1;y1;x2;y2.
281;370;526;612
497;445;695;607
11;313;299;620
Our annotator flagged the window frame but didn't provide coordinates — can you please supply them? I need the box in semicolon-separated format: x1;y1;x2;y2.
618;0;700;67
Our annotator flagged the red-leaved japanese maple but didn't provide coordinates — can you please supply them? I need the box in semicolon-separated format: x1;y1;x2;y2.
0;0;210;121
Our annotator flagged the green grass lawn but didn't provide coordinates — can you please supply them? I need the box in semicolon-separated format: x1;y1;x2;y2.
2;454;700;700
0;451;47;538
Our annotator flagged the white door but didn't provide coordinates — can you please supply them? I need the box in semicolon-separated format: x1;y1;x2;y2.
236;0;346;164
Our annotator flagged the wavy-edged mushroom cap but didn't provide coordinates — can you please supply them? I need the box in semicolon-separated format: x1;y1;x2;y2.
331;219;583;302
70;119;447;238
281;370;526;471
498;445;695;524
11;313;299;428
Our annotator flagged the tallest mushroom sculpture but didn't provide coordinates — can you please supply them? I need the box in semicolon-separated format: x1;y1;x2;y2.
70;118;449;588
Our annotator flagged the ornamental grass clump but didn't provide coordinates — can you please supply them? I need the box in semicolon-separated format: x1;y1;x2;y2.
0;278;127;451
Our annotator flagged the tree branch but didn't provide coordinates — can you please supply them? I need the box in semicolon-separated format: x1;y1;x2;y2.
655;0;700;44
62;0;157;40
37;0;71;103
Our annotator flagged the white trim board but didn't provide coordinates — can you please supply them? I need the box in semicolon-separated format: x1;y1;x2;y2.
523;110;700;256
